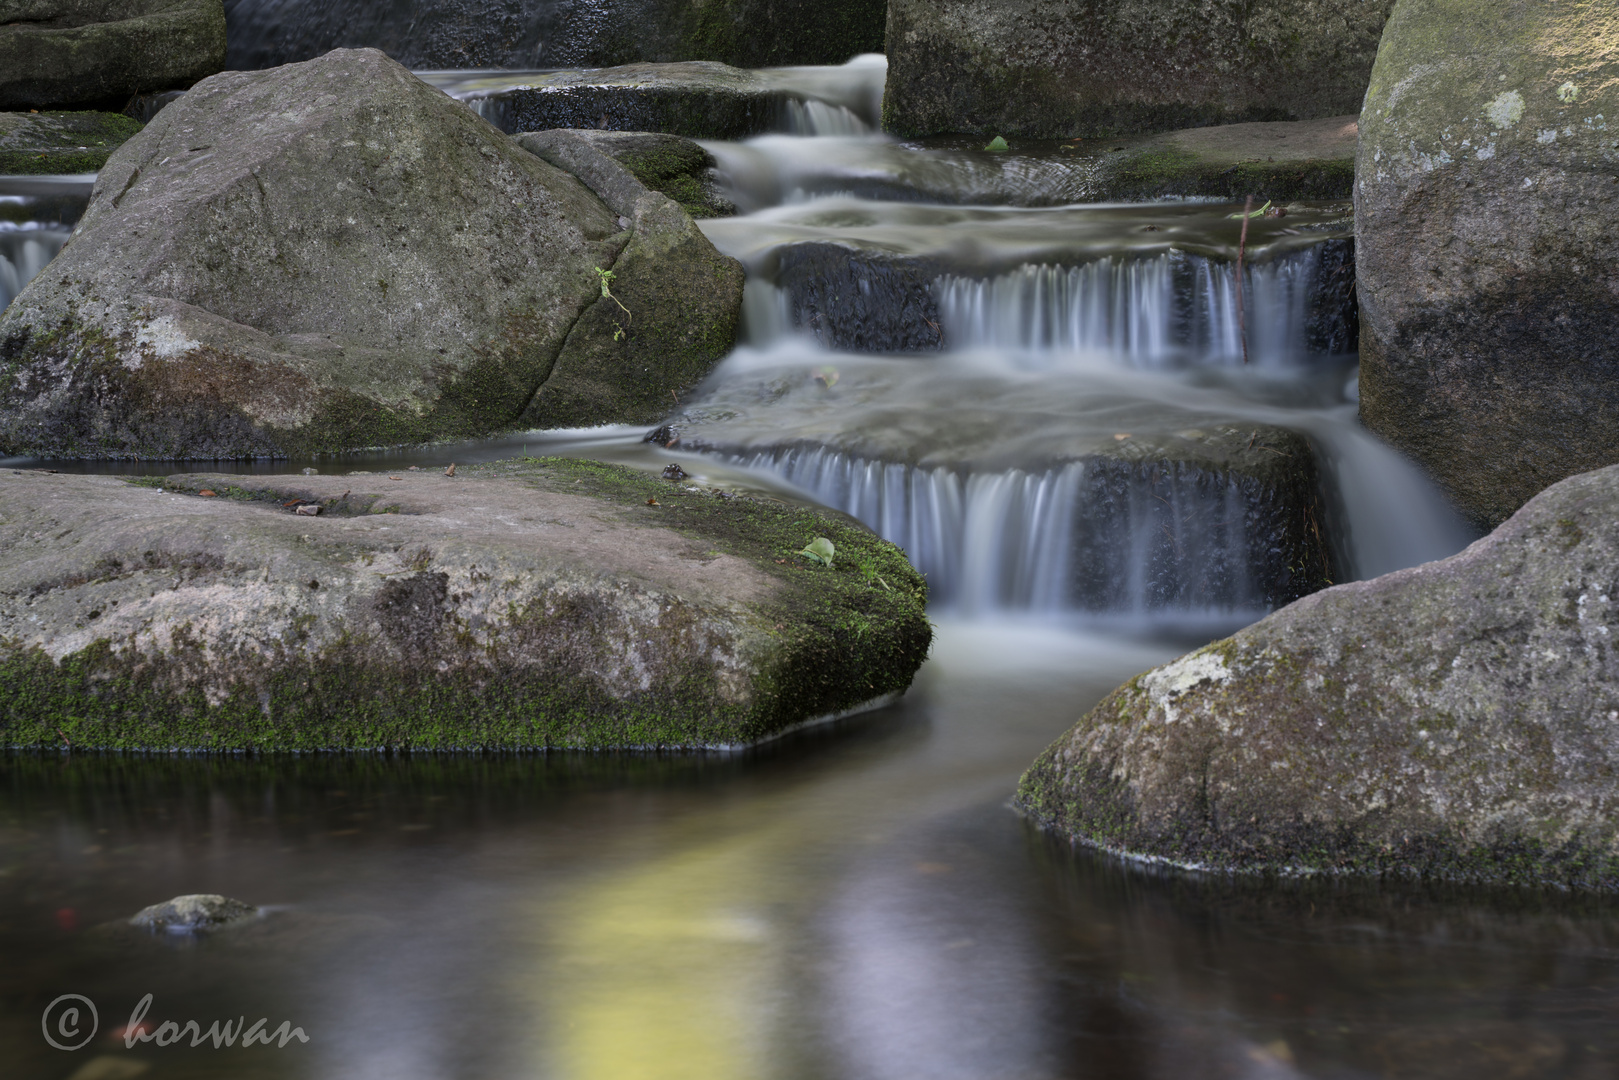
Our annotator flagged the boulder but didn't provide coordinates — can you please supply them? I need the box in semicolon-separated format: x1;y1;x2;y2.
130;894;257;932
0;459;931;750
1105;115;1359;203
223;0;886;71
0;49;743;459
1018;463;1619;890
0;0;225;110
0;110;143;174
1356;0;1619;530
882;0;1393;139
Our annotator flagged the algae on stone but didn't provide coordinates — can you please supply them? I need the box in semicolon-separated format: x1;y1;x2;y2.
0;459;931;751
0;110;143;174
1019;463;1619;890
1356;0;1619;530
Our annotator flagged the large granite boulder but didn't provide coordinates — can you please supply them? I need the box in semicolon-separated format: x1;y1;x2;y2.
883;0;1393;138
0;0;225;110
0;49;742;459
223;0;886;71
1356;0;1619;531
1019;463;1619;890
0;459;930;750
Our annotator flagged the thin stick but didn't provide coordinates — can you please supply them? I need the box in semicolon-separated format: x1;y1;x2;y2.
1236;194;1252;364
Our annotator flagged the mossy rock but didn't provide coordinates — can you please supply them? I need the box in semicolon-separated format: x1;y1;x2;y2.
882;0;1393;139
0;459;931;751
1018;463;1619;890
0;0;225;110
1103;116;1359;202
0;110;143;174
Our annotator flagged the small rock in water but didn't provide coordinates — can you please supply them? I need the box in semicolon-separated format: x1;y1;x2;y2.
662;463;688;481
303;467;319;476
129;894;257;934
644;425;679;447
294;504;321;516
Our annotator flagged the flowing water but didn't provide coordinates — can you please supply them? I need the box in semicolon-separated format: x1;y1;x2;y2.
6;56;1619;1080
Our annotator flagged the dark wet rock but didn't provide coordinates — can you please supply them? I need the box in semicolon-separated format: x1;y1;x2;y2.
462;62;809;141
1356;0;1619;531
773;244;946;353
0;459;930;750
0;0;226;110
1105;116;1360;203
659;360;1338;610
1019;463;1619;890
0;49;741;458
130;894;257;932
224;0;885;71
0;110;143;174
883;0;1392;139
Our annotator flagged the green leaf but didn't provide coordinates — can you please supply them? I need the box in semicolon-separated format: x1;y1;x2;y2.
983;136;1009;153
796;537;835;567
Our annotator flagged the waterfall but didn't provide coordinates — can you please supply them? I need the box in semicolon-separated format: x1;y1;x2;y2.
722;445;1302;618
0;227;70;311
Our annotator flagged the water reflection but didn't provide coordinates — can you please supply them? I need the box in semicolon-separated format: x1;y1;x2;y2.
5;622;1619;1079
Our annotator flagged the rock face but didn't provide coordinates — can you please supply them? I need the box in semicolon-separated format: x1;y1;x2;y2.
1356;0;1619;531
1019;464;1619;890
883;0;1393;138
0;49;742;459
0;111;144;174
131;894;257;932
223;0;886;71
0;459;931;750
0;0;226;110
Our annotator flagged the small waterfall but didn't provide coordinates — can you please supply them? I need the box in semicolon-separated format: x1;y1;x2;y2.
724;445;1309;617
935;247;1346;366
782;99;873;137
1;227;70;311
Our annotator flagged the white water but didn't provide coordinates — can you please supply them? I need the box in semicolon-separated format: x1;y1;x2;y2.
0;225;68;311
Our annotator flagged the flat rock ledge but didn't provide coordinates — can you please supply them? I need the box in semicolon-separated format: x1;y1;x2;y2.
1017;463;1619;890
0;459;930;751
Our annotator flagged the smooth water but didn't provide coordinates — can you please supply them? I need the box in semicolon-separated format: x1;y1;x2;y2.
5;58;1603;1080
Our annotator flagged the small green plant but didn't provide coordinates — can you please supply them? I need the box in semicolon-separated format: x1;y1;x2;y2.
796;537;835;567
1227;199;1272;220
595;267;632;320
612;321;626;342
983;136;1009;152
852;556;892;590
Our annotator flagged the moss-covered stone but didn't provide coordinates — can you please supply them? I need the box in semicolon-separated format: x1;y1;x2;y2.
882;0;1394;139
1355;0;1619;531
1104;116;1359;202
564;130;735;218
0;459;931;751
0;50;741;458
0;110;143;174
0;0;225;110
1018;463;1619;890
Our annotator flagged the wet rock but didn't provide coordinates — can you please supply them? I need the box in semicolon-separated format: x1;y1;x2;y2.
0;0;226;110
1356;0;1619;531
0;460;930;750
659;359;1338;610
553;130;734;218
1019;463;1619;889
883;0;1393;139
130;894;257;932
224;0;886;71
0;49;741;458
462;62;812;141
0;111;143;174
1105;116;1360;203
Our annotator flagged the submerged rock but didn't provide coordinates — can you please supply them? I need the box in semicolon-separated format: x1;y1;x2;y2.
1356;0;1619;530
0;111;143;174
130;894;257;932
0;49;741;458
0;459;930;750
1018;464;1619;890
0;0;226;110
882;0;1392;138
224;0;886;71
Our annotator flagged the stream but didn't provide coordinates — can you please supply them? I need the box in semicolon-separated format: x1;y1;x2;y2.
5;56;1619;1080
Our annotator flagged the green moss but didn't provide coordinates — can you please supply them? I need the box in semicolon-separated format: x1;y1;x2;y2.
1;459;931;752
0;110;143;174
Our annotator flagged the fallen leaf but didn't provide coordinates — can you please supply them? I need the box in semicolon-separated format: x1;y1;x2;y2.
646;497;659;506
389;476;402;481
1114;433;1131;440
295;504;321;516
444;463;457;477
198;489;217;497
